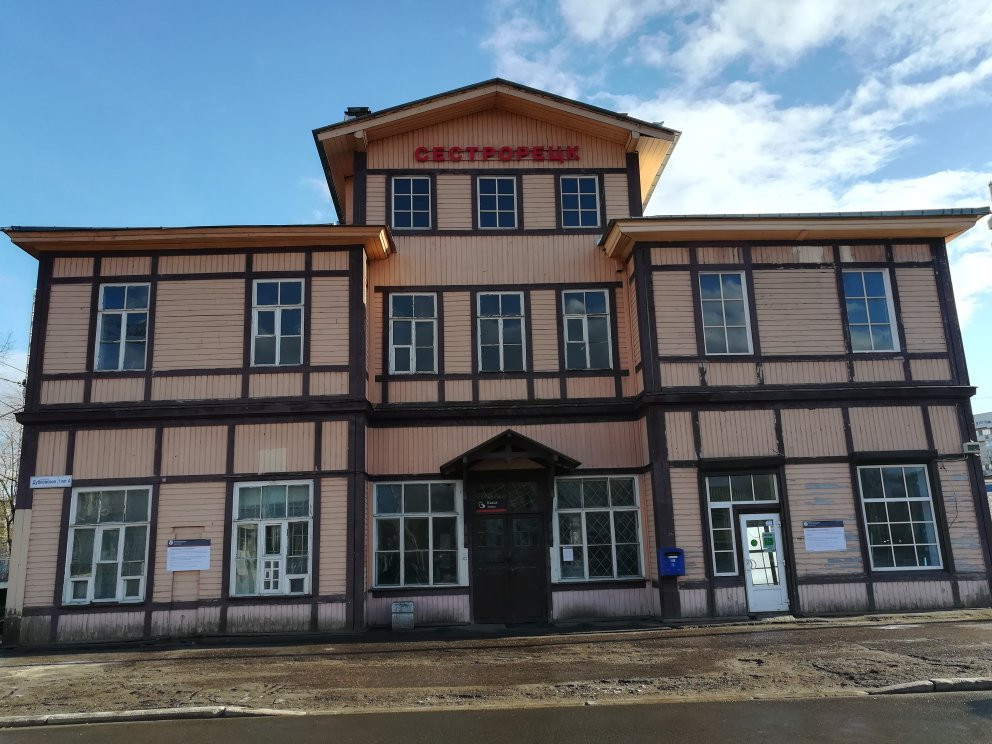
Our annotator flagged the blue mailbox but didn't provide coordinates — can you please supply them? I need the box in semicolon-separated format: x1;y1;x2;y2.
658;547;685;577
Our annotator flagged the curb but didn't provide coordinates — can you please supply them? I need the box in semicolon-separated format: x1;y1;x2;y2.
867;677;992;695
0;706;307;729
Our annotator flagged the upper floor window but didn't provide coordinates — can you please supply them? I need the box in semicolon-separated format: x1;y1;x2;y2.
560;176;600;228
554;477;642;581
64;487;151;604
95;284;149;371
477;176;517;229
252;280;303;366
562;289;612;370
478;292;525;372
373;481;463;587
842;270;897;352
392;176;431;229
699;272;752;355
232;481;312;596
389;293;436;374
857;465;941;571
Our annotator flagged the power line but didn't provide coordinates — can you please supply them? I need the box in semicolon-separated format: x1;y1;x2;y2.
0;358;26;374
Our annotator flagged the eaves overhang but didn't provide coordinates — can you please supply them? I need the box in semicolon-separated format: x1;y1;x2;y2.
3;224;396;261
599;208;991;261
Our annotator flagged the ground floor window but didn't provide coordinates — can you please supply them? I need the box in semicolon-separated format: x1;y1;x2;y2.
553;477;642;581
857;465;942;570
64;487;151;604
705;473;779;576
231;481;312;596
373;481;463;587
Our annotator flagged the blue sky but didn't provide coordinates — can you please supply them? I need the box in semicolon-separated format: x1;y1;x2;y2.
1;0;990;410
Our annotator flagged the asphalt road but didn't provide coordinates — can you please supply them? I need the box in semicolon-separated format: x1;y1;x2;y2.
4;693;992;744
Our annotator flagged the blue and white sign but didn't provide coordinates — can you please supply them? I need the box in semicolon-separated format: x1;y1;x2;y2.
30;475;72;489
166;539;211;572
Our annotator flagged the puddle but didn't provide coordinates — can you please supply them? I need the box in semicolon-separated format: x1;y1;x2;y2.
877;625;921;630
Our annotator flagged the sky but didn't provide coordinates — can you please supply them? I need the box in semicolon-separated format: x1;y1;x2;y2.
1;0;990;410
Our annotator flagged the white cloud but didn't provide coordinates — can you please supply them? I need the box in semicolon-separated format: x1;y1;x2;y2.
300;176;334;223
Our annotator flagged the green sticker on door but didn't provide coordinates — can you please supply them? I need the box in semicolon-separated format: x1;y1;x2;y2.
762;533;775;551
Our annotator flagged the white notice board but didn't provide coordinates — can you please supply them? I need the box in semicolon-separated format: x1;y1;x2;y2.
166;539;211;571
803;521;846;552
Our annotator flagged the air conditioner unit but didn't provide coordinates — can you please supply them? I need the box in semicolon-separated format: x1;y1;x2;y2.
963;441;982;456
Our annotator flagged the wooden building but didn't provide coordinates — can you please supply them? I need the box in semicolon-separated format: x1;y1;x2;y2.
4;79;991;644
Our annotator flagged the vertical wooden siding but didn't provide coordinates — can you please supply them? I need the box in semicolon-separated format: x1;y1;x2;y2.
753;270;845;354
698;410;777;458
74;428;155;479
151;374;240;401
653;271;696;355
781;409;846;457
784;463;863;576
762;361;847;385
248;372;303;398
849;406;927;451
52;257;94;277
158;254;245;275
233;422;315;474
522;174;556;229
365;594;470;626
551;586;658;620
89;378;145;402
873;580;954;611
161;426;227;476
436;174;473;229
43;284;91;374
40;379;85;405
254;252;305;272
102;256;151;276
35;431;68;475
910;358;952;381
310;276;350;365
853;359;905;382
154;279;244;370
321;421;350;472
798;583;869;614
927;405;963;455
896;268;947;352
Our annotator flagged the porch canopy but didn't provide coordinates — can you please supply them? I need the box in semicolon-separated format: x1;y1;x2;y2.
440;430;580;476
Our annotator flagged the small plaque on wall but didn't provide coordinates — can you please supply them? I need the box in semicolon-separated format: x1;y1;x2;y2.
166;539;211;571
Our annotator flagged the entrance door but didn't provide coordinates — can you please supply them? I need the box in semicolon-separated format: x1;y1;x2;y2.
470;478;548;623
739;513;790;613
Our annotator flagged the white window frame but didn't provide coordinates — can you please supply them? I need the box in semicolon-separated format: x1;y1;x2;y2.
705;473;780;577
477;176;518;229
372;481;466;588
63;487;151;605
856;464;943;572
94;283;150;372
388;293;437;374
391;175;432;230
230;480;313;597
251;279;305;367
552;476;643;582
842;269;899;353
698;271;754;355
476;291;527;372
559;175;601;229
562;289;613;370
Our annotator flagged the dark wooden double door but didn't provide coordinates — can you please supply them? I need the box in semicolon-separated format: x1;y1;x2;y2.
469;475;549;624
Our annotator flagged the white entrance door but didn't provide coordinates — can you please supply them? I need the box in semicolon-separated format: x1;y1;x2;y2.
739;513;790;613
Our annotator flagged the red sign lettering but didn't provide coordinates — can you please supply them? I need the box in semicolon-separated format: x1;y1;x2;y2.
411;146;580;162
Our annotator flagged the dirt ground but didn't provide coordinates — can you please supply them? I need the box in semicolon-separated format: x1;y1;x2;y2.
1;610;991;716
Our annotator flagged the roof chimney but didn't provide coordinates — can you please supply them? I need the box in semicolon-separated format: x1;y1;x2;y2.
344;106;372;120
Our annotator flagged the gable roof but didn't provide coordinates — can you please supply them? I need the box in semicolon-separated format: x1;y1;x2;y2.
313;79;680;219
439;429;581;475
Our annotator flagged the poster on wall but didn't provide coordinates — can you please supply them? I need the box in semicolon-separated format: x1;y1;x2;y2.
802;521;847;552
166;539;211;571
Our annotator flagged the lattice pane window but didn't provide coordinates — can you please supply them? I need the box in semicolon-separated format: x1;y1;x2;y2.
843;270;897;352
859;465;942;570
95;284;149;371
705;473;779;576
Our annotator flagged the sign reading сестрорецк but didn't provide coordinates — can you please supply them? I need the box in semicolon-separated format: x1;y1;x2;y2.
414;145;580;162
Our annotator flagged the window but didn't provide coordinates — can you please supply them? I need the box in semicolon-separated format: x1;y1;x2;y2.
562;290;612;370
857;465;942;570
843;270;897;352
389;294;436;373
477;176;517;229
252;280;303;366
478;292;525;372
374;482;462;587
95;284;149;371
554;477;641;581
560;176;600;228
231;482;312;596
392;176;431;229
64;488;150;604
705;473;779;575
699;272;752;354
